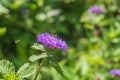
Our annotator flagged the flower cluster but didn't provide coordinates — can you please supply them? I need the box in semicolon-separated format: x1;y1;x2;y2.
110;69;120;77
89;6;103;14
37;33;68;50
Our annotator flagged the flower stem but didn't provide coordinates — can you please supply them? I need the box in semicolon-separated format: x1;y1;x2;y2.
34;59;46;80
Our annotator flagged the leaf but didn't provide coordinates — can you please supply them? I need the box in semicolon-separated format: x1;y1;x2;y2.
31;43;45;51
29;52;48;62
81;56;89;75
16;63;35;79
0;4;9;14
0;60;15;76
4;74;16;80
49;53;64;78
0;27;7;36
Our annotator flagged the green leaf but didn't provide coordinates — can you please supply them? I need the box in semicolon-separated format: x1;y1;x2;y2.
31;43;45;51
80;56;89;75
49;53;64;78
0;60;15;76
0;4;9;14
16;63;35;79
29;52;48;62
4;74;16;80
0;27;7;37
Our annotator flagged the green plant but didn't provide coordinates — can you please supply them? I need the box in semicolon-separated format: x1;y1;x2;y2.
0;60;35;80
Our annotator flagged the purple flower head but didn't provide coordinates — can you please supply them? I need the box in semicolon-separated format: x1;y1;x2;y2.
21;9;29;15
37;33;68;50
110;69;120;77
89;6;103;14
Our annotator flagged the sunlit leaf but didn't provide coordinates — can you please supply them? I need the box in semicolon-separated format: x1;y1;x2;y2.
29;52;48;62
0;4;9;14
16;63;35;79
0;60;15;76
81;56;89;75
37;0;44;7
36;13;46;21
31;43;45;51
0;27;7;36
4;74;16;80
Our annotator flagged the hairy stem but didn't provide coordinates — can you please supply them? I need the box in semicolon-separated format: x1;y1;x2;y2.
34;59;46;80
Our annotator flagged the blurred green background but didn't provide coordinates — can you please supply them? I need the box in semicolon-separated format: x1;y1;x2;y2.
0;0;120;80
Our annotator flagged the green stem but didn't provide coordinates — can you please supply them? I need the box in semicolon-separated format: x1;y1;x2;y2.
34;59;46;80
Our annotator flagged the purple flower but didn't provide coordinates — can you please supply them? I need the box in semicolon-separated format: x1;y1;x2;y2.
89;6;103;14
37;33;68;50
110;69;120;77
21;9;29;15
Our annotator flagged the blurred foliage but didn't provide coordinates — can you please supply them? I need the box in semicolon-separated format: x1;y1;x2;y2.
0;0;120;80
